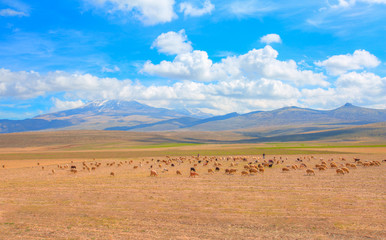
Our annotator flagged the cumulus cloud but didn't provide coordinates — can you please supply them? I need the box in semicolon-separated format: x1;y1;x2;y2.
179;0;215;17
301;71;386;108
315;50;380;76
0;8;28;17
143;44;328;86
260;34;282;44
151;29;192;55
0;68;303;115
85;0;176;25
51;98;85;112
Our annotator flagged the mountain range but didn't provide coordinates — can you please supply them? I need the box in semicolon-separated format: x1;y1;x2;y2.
1;100;386;134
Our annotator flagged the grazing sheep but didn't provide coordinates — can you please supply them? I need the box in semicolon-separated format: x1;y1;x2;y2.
110;172;115;176
51;169;55;174
341;167;350;173
258;167;265;173
215;167;220;172
37;162;40;166
150;170;158;177
190;167;196;172
249;168;258;174
241;171;249;176
2;165;4;168
318;166;327;171
306;169;315;176
330;163;338;168
229;169;237;174
336;168;345;175
189;172;199;178
208;169;214;174
41;166;45;170
70;169;77;173
133;166;138;169
282;167;290;172
176;170;182;175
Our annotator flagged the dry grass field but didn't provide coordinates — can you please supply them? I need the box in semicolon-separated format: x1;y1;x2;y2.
0;131;385;239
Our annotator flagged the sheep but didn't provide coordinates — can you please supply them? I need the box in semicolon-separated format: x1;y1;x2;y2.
190;167;196;172
330;163;338;168
318;166;327;171
215;167;220;172
70;169;77;173
241;171;249;176
336;168;345;175
306;169;315;176
249;168;258;174
51;169;55;174
258;167;265;173
208;169;214;174
282;167;290;172
176;170;182;175
2;165;4;168
133;166;138;169
41;166;45;170
110;172;115;176
341;167;350;174
189;172;199;178
150;170;158;177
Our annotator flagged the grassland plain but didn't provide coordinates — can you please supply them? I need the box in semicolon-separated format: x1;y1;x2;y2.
0;131;385;239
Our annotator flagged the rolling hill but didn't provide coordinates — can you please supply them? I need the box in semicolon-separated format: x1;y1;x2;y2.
0;101;386;135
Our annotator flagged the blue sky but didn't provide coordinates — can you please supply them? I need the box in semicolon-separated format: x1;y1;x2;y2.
0;0;385;119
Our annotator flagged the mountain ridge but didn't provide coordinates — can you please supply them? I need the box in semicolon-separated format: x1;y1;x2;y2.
1;101;386;134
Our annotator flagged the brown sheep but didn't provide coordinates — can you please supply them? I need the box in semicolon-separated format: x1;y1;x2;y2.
133;166;138;169
110;172;115;176
51;169;55;174
208;169;214;174
336;168;345;175
229;169;237;174
258;167;264;173
241;171;249;176
150;170;158;177
189;172;199;178
306;169;315;176
249;168;258;174
282;167;290;172
341;167;350;174
318;166;327;171
176;170;182;175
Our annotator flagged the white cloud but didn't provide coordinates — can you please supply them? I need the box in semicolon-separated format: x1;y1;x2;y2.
0;8;28;17
85;0;176;25
301;71;386;108
102;65;120;73
179;0;215;17
143;44;328;86
224;0;276;17
0;68;302;115
315;50;380;76
260;34;282;44
51;98;85;112
330;0;386;8
151;29;192;55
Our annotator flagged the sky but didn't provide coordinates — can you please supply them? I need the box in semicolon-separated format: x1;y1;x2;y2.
0;0;385;119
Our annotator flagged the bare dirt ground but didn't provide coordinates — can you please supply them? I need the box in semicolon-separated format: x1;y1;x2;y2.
0;147;385;239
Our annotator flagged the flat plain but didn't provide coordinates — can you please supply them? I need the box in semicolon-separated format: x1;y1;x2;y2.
0;131;385;239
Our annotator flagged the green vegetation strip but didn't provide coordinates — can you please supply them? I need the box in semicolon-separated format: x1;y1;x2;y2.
0;148;344;160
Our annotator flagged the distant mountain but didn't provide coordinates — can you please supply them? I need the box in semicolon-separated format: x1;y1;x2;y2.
0;101;386;134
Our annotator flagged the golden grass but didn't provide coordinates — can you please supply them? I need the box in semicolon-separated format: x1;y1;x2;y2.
0;149;385;239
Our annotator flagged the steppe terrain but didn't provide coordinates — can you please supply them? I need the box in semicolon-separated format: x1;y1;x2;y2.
0;131;385;239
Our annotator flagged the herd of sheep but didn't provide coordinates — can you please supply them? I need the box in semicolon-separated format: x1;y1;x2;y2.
4;154;382;178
